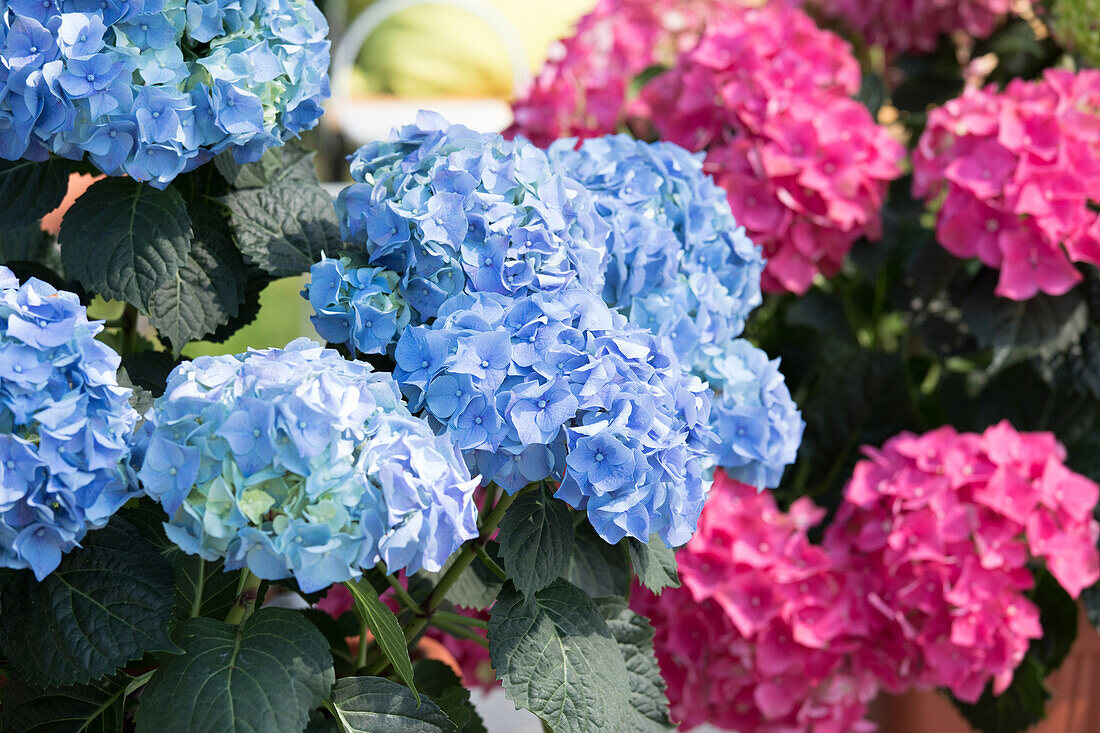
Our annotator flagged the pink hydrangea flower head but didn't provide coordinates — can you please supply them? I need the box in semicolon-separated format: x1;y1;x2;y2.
636;469;879;731
810;0;1029;55
634;4;904;294
914;69;1100;299
824;422;1100;701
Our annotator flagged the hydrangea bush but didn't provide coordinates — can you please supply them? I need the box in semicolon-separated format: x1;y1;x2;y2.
4;0;1100;730
0;0;330;186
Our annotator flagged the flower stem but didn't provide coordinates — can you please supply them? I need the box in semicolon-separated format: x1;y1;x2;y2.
474;544;506;581
433;609;488;630
225;570;263;625
380;565;424;615
403;487;521;643
429;618;489;647
355;612;370;669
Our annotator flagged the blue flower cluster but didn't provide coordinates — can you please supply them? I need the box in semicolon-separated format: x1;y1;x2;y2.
0;0;330;186
306;256;411;356
307;111;609;354
550;135;802;487
549;135;764;367
135;338;479;592
703;340;805;489
394;288;713;547
0;266;138;579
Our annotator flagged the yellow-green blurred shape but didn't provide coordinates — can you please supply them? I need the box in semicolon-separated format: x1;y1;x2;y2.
349;0;595;98
184;277;315;358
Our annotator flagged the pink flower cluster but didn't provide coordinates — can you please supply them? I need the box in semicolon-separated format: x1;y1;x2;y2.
507;0;739;148
633;472;879;732
510;1;904;294
637;3;904;293
914;69;1100;300
823;421;1100;702
811;0;1021;55
639;423;1099;730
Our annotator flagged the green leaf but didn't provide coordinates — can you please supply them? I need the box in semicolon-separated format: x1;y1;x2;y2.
498;483;573;598
327;676;456;733
0;518;178;687
59;178;193;308
135;608;334;733
960;274;1088;372
2;673;128;733
627;536;679;594
116;366;155;415
0;223;50;262
172;555;242;622
488;580;632;733
119;350;179;397
225;181;341;278
215;143;317;190
595;597;673;732
413;659;487;733
146;199;246;351
565;523;631;598
0;158;71;228
345;579;418;697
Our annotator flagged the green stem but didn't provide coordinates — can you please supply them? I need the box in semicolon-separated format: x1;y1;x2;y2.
430;619;489;647
380;566;424;615
224;570;263;625
433;609;488;630
473;544;506;581
479;483;499;526
355;612;370;669
403;488;522;643
119;303;140;356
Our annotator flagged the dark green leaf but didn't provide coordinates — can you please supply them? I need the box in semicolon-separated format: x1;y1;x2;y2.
488;580;632;733
0;223;50;262
328;676;456;733
59;178;192;308
224;179;342;278
413;659;487;733
135;608;334;733
498;483;573;598
116;366;155;414
960;274;1088;372
147;198;245;351
565;523;631;598
172;555;241;622
0;518;178;687
215;143;317;190
2;673;128;733
595;597;672;731
1083;584;1100;633
627;536;679;594
119;350;179;397
345;579;417;696
203;268;276;343
0;158;71;228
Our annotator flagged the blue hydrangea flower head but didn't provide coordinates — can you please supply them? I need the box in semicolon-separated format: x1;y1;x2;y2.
0;0;330;186
135;338;479;592
703;339;804;489
0;266;139;579
396;286;714;547
550;135;803;487
306;111;610;356
549;134;765;366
